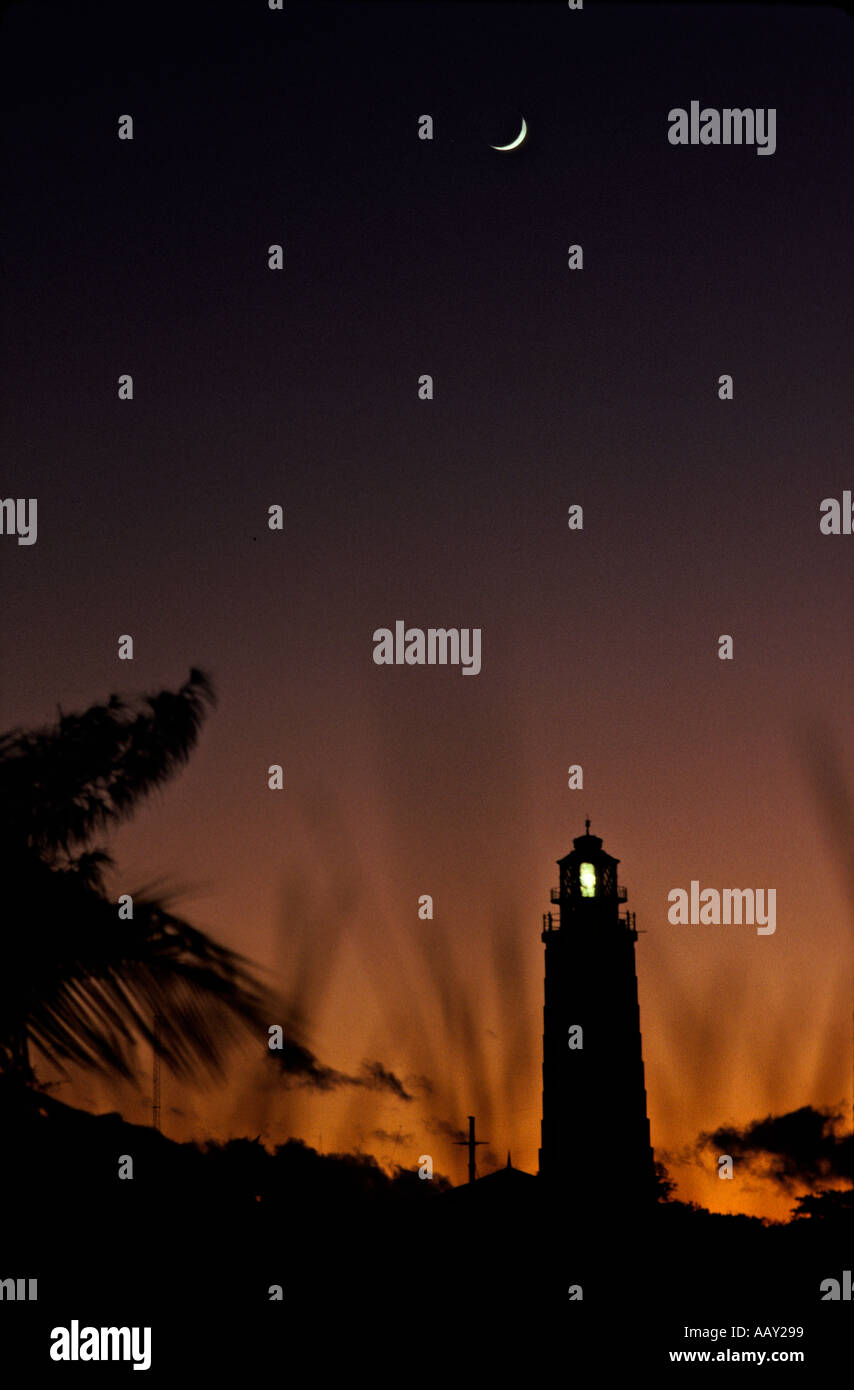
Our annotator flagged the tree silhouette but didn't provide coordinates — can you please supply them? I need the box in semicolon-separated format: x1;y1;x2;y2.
790;1188;854;1222
0;668;271;1096
652;1159;676;1202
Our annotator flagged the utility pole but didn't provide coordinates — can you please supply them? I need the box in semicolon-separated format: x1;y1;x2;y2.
455;1115;487;1184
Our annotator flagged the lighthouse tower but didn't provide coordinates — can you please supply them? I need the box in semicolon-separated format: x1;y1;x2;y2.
538;823;655;1203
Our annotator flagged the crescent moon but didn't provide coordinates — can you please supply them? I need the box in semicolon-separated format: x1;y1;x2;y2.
491;117;527;152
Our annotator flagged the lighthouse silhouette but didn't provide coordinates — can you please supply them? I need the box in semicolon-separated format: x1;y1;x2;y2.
538;822;656;1202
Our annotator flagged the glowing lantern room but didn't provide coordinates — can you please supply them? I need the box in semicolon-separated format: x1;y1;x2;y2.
546;818;628;928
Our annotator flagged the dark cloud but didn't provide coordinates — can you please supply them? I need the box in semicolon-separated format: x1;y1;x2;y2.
698;1105;854;1192
357;1060;413;1101
405;1073;434;1096
268;1035;352;1091
268;1037;412;1100
371;1128;415;1146
425;1115;469;1144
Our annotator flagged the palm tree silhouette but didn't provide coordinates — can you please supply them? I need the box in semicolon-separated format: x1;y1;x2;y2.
0;668;271;1101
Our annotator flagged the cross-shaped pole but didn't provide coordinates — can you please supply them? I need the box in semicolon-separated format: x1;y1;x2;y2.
455;1115;487;1184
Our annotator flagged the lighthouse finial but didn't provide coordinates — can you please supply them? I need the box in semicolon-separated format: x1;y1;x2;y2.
585;817;591;835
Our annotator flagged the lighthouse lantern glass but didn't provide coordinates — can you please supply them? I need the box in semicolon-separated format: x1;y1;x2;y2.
579;862;596;897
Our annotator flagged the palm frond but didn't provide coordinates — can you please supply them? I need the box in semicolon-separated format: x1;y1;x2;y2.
0;668;216;854
4;859;273;1082
0;671;278;1091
